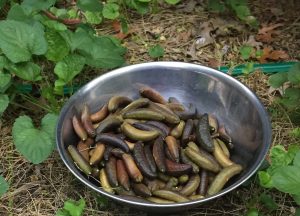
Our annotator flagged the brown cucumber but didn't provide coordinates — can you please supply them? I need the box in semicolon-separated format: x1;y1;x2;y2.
99;168;114;194
170;120;185;139
144;144;157;174
175;103;197;120
181;119;194;146
196;113;214;152
148;102;180;124
72;115;87;141
108;96;132;113
105;156;118;187
89;143;105;165
152;137;166;172
184;147;221;173
207;164;243;195
180;147;200;174
139;85;167;104
132;183;152;197
81;104;96;137
165;136;180;163
198;169;208;196
213;139;234;168
218;125;234;149
165;159;192;177
90;104;108;123
95;133;129;153
122;153;143;182
133;142;157;179
152;190;189;202
123;108;165;121
68;145;92;175
96;115;122;134
116;159;130;191
180;174;200;196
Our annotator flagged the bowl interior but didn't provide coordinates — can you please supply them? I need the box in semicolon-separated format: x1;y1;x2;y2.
56;62;271;212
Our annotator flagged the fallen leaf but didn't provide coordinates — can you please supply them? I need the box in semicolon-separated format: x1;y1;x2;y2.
195;22;214;48
112;20;131;40
207;58;221;68
258;47;289;63
177;30;192;43
256;23;283;43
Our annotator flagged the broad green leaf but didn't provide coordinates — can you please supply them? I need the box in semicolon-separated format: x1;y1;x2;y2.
41;113;58;145
13;115;54;164
148;44;164;58
235;5;251;20
287;62;300;84
22;0;56;11
245;208;259;216
0;56;9;70
164;0;180;4
84;11;102;24
268;73;288;88
54;54;86;83
8;62;41;82
45;30;70;62
0;175;9;197
56;209;70;216
67;8;79;19
259;193;277;211
78;36;126;69
284;88;300;100
0;94;9;114
272;166;300;195
293;194;300;205
258;171;273;188
63;198;86;216
208;0;225;12
125;0;149;14
0;20;47;63
270;145;292;167
239;45;253;60
102;3;119;19
44;20;67;31
0;73;11;93
77;0;102;12
54;80;65;95
242;62;254;75
291;128;300;138
59;28;92;52
294;151;300;168
7;4;32;21
137;0;151;2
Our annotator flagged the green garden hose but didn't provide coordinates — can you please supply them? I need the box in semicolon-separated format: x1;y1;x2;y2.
17;62;298;95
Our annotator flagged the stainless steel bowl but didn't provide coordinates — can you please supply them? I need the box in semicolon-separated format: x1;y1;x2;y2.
56;62;272;212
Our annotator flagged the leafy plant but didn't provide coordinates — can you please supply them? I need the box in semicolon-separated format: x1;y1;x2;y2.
0;175;9;197
258;145;300;205
269;62;300;124
148;44;164;58
12;114;58;164
208;0;258;27
56;198;86;216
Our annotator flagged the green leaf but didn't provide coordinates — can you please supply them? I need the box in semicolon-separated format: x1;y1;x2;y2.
8;62;42;82
0;20;47;63
78;36;126;69
270;145;291;167
41;113;58;146
259;193;277;211
77;0;102;12
84;11;102;24
0;94;9;114
102;3;119;19
242;62;254;75
22;0;56;11
272;166;300;195
63;198;86;216
67;8;79;19
54;54;86;84
240;45;253;60
13;115;54;164
208;0;225;12
45;30;70;62
258;171;273;188
56;209;70;216
164;0;180;5
284;88;300;100
293;151;300;168
148;44;164;58
245;208;259;216
296;208;300;216
268;72;288;88
287;62;300;84
291;128;300;138
0;175;9;197
0;73;11;93
44;20;67;31
7;4;32;21
125;0;149;14
0;56;9;70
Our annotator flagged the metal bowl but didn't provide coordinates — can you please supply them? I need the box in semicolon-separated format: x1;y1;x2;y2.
56;62;272;213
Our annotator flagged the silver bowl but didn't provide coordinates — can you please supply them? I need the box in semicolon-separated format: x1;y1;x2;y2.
56;62;272;213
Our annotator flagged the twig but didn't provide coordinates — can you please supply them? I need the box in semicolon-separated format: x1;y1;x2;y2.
42;10;81;25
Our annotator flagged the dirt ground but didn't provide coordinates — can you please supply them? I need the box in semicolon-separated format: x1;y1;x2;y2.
1;0;300;215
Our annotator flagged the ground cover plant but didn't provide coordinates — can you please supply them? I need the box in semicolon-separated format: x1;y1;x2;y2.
0;0;299;215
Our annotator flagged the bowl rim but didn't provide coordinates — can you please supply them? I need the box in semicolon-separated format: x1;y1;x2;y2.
56;61;272;209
